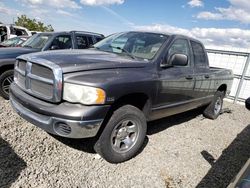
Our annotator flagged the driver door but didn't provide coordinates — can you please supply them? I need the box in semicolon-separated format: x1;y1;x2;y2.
156;38;195;108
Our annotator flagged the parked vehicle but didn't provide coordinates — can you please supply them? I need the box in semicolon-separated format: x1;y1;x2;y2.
0;24;32;42
10;31;233;163
246;97;250;110
228;96;250;188
0;31;104;99
30;31;42;35
0;36;30;48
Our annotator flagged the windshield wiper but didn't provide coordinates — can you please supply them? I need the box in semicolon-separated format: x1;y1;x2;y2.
109;45;136;59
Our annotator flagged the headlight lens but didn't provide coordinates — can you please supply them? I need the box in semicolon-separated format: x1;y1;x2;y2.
63;83;106;105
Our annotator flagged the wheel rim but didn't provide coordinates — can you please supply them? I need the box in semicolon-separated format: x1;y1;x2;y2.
1;75;13;95
214;97;222;115
111;119;139;153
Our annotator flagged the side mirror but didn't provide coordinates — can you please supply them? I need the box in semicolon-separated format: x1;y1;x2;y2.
161;53;188;68
170;54;188;66
50;45;60;50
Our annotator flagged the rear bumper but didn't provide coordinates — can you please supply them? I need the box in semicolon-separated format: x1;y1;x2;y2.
10;83;110;138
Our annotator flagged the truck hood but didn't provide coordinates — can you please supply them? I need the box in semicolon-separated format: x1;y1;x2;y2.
0;47;39;59
18;49;149;73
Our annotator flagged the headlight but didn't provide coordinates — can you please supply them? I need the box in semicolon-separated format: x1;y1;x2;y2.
63;83;106;105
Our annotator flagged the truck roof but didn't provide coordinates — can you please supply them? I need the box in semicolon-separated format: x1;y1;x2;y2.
38;31;104;37
0;24;29;31
116;30;202;43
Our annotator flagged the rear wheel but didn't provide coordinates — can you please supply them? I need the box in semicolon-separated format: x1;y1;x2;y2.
94;105;147;163
0;70;14;100
203;91;224;120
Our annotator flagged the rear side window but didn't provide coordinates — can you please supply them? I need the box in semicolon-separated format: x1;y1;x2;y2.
191;41;206;67
51;35;72;49
0;26;7;42
14;29;28;36
76;35;88;49
87;36;94;46
95;37;103;43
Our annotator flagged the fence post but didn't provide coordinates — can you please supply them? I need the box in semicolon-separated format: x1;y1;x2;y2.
234;53;250;103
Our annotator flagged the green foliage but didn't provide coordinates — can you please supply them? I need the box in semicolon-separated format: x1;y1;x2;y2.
15;15;54;32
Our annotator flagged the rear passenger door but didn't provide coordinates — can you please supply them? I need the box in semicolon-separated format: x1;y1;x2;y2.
191;41;214;98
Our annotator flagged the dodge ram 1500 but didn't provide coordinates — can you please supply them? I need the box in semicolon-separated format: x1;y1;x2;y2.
10;31;233;163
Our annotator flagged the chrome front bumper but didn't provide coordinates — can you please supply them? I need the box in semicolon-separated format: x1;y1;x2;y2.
10;96;103;139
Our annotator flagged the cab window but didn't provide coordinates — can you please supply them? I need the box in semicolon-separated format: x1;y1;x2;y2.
50;35;72;49
191;41;206;67
76;35;88;49
168;39;190;65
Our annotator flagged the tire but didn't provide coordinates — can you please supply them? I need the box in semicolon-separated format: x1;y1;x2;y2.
246;97;250;110
0;70;14;100
94;105;147;163
203;91;224;120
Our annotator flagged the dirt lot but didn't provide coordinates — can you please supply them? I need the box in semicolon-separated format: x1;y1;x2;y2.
0;97;250;188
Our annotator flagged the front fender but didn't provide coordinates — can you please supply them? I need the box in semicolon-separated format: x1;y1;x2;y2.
64;67;158;105
0;58;15;67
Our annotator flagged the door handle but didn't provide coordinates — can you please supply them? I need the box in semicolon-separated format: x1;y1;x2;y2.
185;75;193;80
204;75;210;79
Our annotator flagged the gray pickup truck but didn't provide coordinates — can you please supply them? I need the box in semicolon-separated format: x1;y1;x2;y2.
10;31;233;163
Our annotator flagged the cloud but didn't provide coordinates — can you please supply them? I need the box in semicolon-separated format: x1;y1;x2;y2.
229;0;250;10
80;0;124;6
188;0;203;7
197;11;223;20
134;23;250;49
101;6;134;26
56;9;74;16
20;0;81;9
196;0;250;24
0;2;21;15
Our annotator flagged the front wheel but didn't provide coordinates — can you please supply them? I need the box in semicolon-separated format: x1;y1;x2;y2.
0;70;14;100
94;105;147;163
203;91;224;120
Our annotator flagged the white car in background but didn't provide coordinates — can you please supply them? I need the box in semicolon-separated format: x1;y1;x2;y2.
0;24;32;42
30;31;42;35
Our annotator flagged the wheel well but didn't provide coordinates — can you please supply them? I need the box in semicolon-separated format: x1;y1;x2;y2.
217;84;227;95
0;65;14;76
217;84;227;92
111;93;149;113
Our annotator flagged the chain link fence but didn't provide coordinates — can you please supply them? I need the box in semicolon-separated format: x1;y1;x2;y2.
207;49;250;103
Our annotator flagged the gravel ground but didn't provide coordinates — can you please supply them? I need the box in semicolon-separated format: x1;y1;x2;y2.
0;97;250;188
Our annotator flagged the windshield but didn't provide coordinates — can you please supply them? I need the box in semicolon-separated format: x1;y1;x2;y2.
1;37;21;46
22;34;52;49
94;32;168;60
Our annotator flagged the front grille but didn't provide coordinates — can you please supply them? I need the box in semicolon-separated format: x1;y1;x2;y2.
16;74;26;88
14;58;63;103
31;64;54;80
30;79;54;98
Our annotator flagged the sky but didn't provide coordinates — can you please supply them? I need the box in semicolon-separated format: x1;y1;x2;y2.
1;0;250;50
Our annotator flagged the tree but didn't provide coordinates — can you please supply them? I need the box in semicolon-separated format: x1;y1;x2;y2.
15;15;54;32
